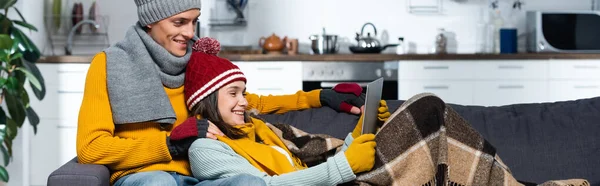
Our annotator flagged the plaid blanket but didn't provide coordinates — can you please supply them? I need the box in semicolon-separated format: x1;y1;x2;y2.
257;93;589;186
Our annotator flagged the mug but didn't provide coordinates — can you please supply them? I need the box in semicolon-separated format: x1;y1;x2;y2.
286;38;299;55
500;28;517;54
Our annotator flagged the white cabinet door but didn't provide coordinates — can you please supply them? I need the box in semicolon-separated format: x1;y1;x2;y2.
28;63;89;186
399;61;476;80
473;81;548;106
29;118;61;186
473;60;548;80
235;62;302;95
549;81;600;101
398;80;473;105
548;60;600;101
549;60;600;80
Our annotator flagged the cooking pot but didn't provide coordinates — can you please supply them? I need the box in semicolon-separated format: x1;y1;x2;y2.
309;28;339;54
309;34;339;54
349;23;397;54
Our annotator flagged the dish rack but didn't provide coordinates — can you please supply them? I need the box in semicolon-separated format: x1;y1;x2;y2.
209;0;249;27
43;14;110;56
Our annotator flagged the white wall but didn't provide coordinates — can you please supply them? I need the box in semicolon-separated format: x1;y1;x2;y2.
22;0;594;56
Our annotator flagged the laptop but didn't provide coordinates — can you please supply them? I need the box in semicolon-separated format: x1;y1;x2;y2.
361;77;384;134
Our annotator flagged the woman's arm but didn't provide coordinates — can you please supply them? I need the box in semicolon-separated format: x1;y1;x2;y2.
245;90;322;114
189;139;356;186
76;52;172;170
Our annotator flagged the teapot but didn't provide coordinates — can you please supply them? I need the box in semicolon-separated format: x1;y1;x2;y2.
349;22;397;54
259;33;287;54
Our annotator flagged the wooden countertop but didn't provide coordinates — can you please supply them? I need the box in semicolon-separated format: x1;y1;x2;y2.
38;53;600;63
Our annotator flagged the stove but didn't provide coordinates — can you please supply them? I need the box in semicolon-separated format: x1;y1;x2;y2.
302;61;398;100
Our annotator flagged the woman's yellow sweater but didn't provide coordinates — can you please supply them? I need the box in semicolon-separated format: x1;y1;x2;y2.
76;52;322;184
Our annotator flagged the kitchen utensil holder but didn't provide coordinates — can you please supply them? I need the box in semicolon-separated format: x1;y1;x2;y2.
43;15;110;55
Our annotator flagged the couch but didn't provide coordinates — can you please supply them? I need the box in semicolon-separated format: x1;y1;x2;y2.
48;98;600;186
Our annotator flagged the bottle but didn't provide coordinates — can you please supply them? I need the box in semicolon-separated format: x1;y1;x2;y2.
492;10;504;54
435;28;447;54
396;37;405;55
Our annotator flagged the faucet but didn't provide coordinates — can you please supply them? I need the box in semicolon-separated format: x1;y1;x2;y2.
65;19;100;55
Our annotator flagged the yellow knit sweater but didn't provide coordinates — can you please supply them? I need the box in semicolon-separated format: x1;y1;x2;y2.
76;52;322;184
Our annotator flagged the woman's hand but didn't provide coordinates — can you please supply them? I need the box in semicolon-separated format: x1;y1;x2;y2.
206;121;225;140
344;134;376;174
351;100;390;138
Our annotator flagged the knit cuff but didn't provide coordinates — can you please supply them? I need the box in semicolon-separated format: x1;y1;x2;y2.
304;89;322;108
196;118;209;138
333;153;357;183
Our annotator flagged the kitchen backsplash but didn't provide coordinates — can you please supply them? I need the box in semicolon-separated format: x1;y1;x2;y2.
15;0;595;56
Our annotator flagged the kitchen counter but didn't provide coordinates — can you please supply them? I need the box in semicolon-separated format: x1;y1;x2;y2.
38;53;600;63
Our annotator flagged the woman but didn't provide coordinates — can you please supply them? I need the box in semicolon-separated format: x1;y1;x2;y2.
76;1;365;185
180;38;390;185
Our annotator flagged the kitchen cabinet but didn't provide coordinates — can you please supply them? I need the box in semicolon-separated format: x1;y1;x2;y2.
548;59;600;101
232;61;303;96
399;60;550;106
28;63;89;186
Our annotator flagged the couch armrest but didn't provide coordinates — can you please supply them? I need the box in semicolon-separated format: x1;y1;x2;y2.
47;157;110;186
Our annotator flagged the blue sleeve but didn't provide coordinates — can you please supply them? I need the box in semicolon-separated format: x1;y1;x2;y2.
188;138;356;186
340;133;354;152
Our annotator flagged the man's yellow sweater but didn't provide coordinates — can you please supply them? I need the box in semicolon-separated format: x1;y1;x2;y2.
76;52;322;184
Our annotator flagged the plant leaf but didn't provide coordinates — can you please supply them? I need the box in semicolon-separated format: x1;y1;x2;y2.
3;135;11;157
22;60;44;100
25;107;38;134
0;34;12;50
0;165;8;182
5;93;25;127
15;67;40;91
0;145;8;166
12;7;28;24
10;27;40;62
5;77;18;95
12;20;37;32
9;51;21;61
5;119;16;141
0;14;12;34
0;0;17;9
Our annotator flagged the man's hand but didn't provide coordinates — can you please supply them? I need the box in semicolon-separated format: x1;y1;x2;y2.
320;83;365;115
168;117;224;158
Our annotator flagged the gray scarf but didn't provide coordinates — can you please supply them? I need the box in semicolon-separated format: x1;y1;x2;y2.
104;23;191;125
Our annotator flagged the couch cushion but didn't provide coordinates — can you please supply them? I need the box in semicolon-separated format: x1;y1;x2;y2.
260;97;600;185
47;157;110;186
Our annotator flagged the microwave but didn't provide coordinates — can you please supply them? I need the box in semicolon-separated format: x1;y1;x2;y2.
526;11;600;53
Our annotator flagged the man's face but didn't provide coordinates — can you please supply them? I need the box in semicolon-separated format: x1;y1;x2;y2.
147;9;200;57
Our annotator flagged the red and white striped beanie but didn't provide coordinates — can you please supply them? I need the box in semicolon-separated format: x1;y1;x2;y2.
185;37;246;110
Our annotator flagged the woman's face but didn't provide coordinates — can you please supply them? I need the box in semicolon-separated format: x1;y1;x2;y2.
147;9;200;57
218;81;248;126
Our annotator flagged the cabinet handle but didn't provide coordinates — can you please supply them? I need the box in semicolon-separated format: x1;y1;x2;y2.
498;85;524;89
498;65;524;69
423;85;449;90
58;90;84;94
57;125;77;129
423;66;449;70
256;67;284;71
573;65;599;69
574;85;599;89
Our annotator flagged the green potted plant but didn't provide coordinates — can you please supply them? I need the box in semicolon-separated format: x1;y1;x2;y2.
0;0;46;183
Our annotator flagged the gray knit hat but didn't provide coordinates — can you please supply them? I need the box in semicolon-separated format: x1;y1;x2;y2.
135;0;202;26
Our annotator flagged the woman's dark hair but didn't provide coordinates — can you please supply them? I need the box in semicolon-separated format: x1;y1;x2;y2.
190;91;249;139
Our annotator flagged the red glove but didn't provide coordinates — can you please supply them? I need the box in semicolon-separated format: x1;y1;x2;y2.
167;117;209;158
320;83;365;114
